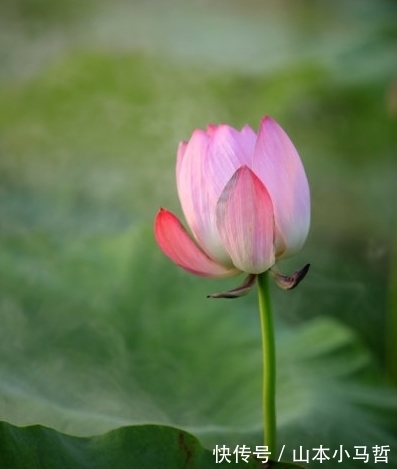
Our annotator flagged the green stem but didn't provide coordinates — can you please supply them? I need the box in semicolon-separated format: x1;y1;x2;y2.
257;271;277;455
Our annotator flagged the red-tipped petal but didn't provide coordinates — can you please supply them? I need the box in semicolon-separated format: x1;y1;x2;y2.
253;117;310;258
154;208;239;278
216;166;275;274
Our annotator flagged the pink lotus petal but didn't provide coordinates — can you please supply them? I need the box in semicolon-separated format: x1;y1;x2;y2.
176;141;188;177
253;117;310;258
154;208;239;278
176;125;256;264
216;166;275;273
206;124;218;135
239;124;257;160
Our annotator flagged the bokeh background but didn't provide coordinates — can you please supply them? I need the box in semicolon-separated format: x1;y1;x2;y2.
0;0;396;467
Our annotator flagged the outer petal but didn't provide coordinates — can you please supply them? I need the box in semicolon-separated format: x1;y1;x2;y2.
176;125;256;265
252;117;310;258
216;166;275;274
154;208;239;278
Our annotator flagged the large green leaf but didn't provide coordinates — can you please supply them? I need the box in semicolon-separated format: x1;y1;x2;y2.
0;422;304;468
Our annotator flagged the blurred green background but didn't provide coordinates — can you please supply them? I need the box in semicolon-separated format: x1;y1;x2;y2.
0;0;396;467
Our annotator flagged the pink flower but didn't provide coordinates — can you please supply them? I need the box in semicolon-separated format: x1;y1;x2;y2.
154;116;310;294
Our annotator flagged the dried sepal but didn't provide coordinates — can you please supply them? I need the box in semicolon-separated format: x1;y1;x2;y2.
207;273;257;299
270;263;310;290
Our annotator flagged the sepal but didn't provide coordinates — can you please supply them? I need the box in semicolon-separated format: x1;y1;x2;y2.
207;274;257;298
270;263;310;290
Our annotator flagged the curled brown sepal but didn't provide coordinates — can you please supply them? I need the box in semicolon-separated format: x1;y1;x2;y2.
207;273;257;299
270;263;310;290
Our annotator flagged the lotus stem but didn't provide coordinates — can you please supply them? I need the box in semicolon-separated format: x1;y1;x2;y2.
257;271;277;455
